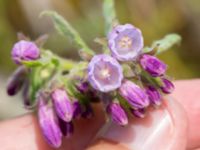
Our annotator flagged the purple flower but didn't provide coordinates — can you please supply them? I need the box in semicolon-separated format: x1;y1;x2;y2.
108;24;143;61
107;102;128;126
11;40;40;64
88;54;123;92
51;89;73;122
130;108;145;118
58;118;74;138
146;86;162;106
7;66;27;96
160;78;174;94
140;54;167;77
72;100;82;119
38;99;62;148
119;80;150;109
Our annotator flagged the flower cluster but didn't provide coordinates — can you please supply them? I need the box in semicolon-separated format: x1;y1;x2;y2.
7;18;177;148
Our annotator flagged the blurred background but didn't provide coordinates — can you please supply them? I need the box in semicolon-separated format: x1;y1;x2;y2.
0;0;199;120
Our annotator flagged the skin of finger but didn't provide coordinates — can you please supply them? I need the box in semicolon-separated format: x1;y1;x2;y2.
0;114;52;150
0;104;105;150
173;79;200;149
87;96;188;150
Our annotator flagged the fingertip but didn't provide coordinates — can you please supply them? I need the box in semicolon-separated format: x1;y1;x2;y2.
0;114;52;150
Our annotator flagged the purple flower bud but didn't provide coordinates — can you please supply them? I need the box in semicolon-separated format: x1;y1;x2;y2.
7;66;27;96
146;86;162;106
76;82;89;93
58;118;74;138
51;89;73;122
38;99;62;148
160;78;174;94
107;102;128;126
11;40;40;64
140;54;167;77
88;54;123;92
82;105;93;119
119;80;150;109
72;100;82;119
130;108;145;118
108;24;143;61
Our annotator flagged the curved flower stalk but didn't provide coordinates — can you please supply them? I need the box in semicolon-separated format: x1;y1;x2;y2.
6;0;181;148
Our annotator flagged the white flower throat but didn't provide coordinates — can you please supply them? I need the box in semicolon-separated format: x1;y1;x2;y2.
118;36;132;49
100;68;111;78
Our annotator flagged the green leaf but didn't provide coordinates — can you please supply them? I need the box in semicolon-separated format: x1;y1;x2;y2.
40;11;94;55
103;0;118;34
152;34;181;55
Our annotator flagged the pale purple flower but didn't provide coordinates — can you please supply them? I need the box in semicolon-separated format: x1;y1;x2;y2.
140;54;167;77
107;102;128;126
88;54;123;92
146;86;162;106
160;78;174;94
108;24;143;61
38;99;62;148
7;66;26;96
119;80;150;109
11;40;40;64
51;89;73;122
131;108;145;118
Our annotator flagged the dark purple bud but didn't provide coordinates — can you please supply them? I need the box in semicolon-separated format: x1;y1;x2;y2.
72;100;82;119
7;66;27;96
58;118;74;138
76;82;89;93
146;86;162;106
82;105;93;119
22;80;32;109
38;99;62;148
51;89;73;122
160;78;174;94
107;102;128;126
119;80;150;109
11;40;40;64
130;108;145;118
140;54;167;77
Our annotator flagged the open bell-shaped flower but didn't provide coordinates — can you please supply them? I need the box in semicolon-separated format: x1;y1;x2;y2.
11;40;40;64
51;89;73;122
88;54;123;92
108;24;144;61
119;80;150;109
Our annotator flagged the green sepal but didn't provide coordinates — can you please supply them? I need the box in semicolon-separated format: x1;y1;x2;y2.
143;34;181;55
153;34;181;55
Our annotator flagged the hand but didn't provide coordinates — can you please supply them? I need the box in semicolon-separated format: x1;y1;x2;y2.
0;79;200;150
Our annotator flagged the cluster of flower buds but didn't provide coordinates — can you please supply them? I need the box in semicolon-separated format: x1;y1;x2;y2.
87;24;174;126
7;12;178;148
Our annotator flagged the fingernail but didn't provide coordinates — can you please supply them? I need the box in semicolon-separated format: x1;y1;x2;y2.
94;97;188;150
